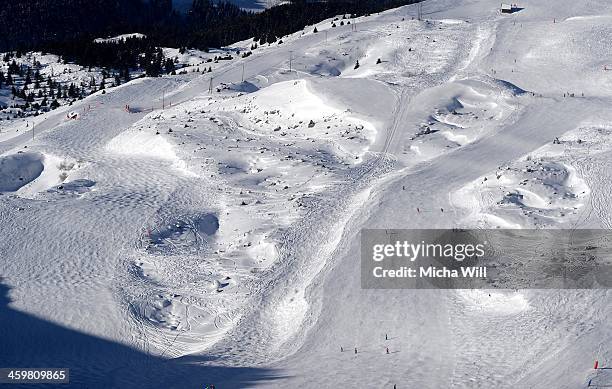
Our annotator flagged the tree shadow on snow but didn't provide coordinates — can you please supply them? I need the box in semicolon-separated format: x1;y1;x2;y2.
0;279;287;388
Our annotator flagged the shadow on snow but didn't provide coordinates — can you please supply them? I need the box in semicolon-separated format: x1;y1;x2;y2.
0;279;287;388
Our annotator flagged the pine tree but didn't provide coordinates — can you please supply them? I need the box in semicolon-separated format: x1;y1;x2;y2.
164;58;175;73
68;83;76;97
8;60;19;75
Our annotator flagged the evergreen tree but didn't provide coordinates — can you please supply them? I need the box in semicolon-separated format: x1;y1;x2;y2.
164;58;175;73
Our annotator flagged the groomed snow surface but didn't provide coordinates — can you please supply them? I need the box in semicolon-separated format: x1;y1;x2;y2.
1;0;612;387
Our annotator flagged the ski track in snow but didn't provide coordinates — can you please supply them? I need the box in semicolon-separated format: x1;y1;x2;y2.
2;0;612;388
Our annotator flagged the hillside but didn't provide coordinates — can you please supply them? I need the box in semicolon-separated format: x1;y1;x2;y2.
0;0;420;52
0;0;611;388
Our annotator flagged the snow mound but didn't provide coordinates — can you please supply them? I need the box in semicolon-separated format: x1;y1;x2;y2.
129;290;236;357
492;78;528;95
458;290;530;315
234;78;378;162
0;151;79;196
250;79;338;121
0;152;44;192
107;130;176;160
137;294;187;331
452;127;595;228
401;80;517;165
18;154;82;198
106;126;194;175
229;81;260;93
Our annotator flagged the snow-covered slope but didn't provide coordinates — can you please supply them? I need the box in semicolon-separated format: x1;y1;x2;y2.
172;0;268;13
1;0;611;388
94;33;147;43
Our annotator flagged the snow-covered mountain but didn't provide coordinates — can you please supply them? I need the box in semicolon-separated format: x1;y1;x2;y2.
172;0;268;12
1;0;611;387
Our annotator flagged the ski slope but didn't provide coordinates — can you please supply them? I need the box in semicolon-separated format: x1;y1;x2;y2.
1;0;612;388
